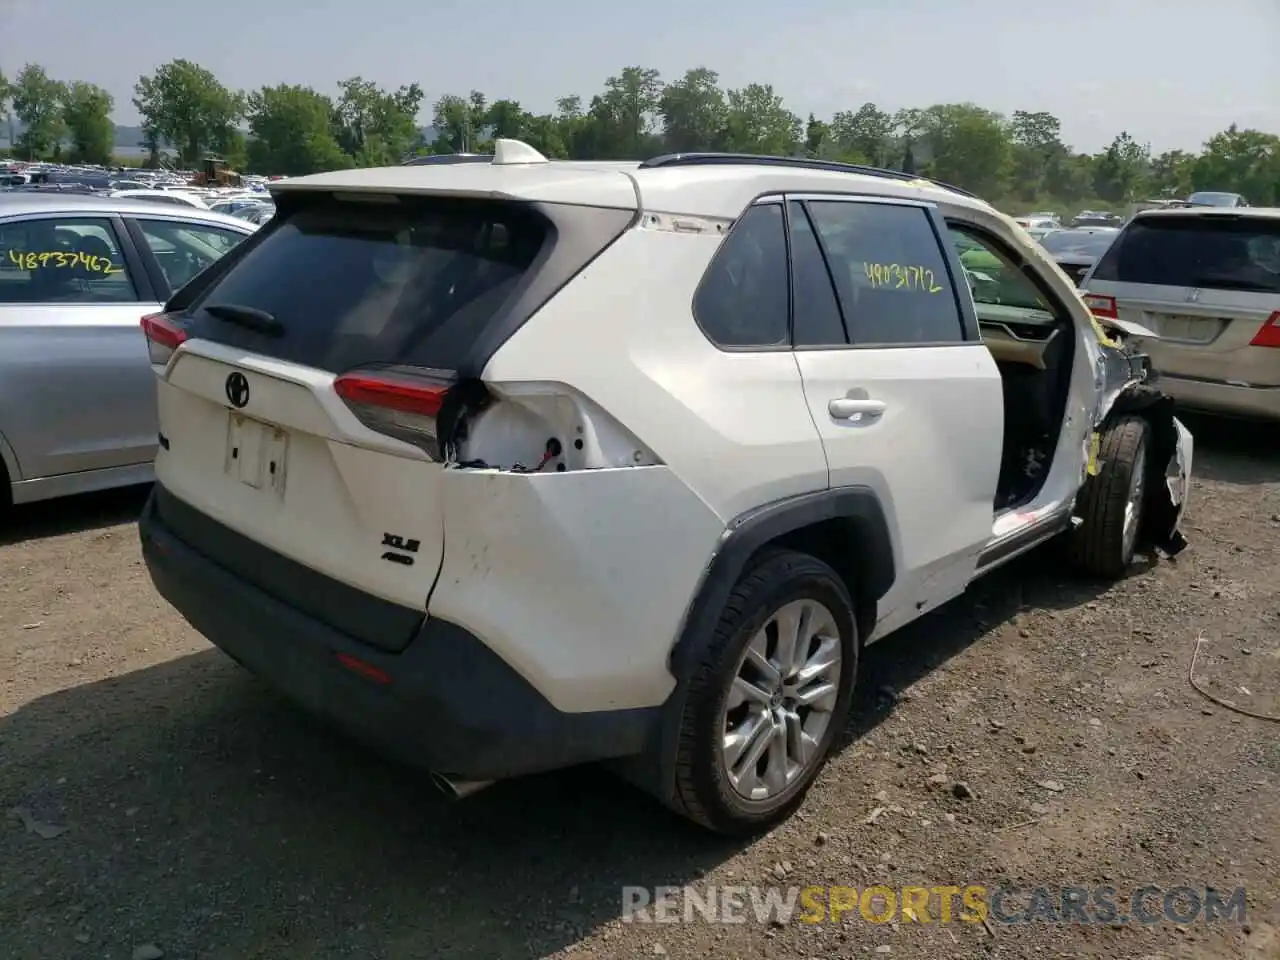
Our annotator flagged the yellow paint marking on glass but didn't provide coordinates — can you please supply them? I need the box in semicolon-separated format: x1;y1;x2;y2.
862;262;944;293
6;248;123;274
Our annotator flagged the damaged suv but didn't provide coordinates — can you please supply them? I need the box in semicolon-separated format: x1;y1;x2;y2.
138;141;1193;835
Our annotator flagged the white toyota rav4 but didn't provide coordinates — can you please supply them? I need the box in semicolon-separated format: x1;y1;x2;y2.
139;140;1193;834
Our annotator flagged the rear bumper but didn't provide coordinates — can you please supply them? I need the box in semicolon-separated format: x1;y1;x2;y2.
1158;374;1280;421
139;486;658;781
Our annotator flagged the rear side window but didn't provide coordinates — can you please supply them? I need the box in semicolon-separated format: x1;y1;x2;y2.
1091;215;1280;294
135;219;247;292
183;195;549;373
804;200;966;345
0;216;138;304
693;203;790;348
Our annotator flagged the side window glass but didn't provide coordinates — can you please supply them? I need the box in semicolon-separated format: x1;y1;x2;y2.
805;201;966;345
946;225;1053;317
693;203;789;348
0;217;137;304
789;201;847;347
136;220;249;292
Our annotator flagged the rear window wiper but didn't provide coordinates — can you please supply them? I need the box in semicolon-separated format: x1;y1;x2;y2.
202;303;284;336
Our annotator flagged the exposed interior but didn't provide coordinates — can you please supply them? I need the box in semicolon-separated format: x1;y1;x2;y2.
949;225;1077;512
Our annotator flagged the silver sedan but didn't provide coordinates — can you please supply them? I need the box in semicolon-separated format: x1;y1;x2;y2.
0;193;256;507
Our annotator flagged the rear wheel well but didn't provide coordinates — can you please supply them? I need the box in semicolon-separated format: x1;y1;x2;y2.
752;518;881;642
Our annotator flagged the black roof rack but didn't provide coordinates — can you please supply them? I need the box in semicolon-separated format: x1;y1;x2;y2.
637;152;978;199
401;153;493;166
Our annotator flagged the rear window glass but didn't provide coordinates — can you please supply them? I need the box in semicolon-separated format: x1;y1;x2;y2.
1090;216;1280;294
1039;230;1117;257
184;195;548;372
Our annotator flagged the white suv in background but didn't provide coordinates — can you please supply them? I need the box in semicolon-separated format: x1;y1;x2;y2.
1081;206;1280;420
139;141;1193;834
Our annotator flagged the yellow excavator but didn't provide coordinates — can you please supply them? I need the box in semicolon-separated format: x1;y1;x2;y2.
192;155;242;188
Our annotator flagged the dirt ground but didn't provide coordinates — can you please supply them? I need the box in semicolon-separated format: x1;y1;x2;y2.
1;412;1278;960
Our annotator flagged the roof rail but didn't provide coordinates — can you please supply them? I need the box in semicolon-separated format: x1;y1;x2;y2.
401;153;493;166
637;152;977;199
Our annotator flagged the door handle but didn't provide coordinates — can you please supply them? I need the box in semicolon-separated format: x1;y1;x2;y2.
828;398;886;420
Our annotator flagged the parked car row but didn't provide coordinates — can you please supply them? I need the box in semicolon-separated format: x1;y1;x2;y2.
2;160;277;226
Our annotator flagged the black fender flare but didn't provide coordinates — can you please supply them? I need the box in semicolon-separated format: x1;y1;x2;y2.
641;487;896;805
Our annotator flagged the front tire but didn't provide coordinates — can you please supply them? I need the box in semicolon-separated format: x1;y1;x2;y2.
1068;415;1150;578
670;550;858;835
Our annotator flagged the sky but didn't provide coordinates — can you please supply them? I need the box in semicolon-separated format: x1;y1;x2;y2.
2;0;1277;154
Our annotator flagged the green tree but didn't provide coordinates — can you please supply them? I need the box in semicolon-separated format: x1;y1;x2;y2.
1044;153;1093;205
1148;149;1196;199
431;92;479;153
520;112;569;158
551;95;593;157
830;103;895;166
0;68;11;152
246;84;350;175
803;114;832;159
920;103;1011;198
133;59;244;166
11;63;66;160
588;67;663;158
1093;131;1149;203
60;81;115;165
1008;110;1064;201
486;99;530;140
333;77;423;165
659;67;727;153
721;83;800;156
893;108;927;172
1192;125;1280;206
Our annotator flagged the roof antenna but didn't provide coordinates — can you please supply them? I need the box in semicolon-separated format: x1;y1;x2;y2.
492;139;549;165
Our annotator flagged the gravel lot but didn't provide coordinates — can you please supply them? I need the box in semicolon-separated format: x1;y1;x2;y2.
1;413;1278;960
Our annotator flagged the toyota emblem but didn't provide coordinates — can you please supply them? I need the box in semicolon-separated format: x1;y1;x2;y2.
225;371;250;408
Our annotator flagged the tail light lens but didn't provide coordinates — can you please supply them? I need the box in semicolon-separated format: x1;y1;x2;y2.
140;311;187;365
334;367;455;458
1082;294;1117;319
1249;311;1280;348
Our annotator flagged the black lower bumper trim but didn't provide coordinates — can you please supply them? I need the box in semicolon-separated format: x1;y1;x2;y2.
139;486;659;781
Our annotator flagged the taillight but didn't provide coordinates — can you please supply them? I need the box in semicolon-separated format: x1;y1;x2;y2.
1250;311;1280;348
1082;293;1117;319
140;311;187;365
333;367;455;457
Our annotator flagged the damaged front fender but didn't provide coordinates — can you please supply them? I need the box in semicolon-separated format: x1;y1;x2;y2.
1088;339;1193;557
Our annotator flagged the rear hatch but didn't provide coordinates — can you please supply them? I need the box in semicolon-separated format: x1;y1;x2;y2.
146;188;632;652
1083;213;1280;385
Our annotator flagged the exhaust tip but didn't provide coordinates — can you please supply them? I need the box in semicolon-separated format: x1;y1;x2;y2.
431;772;494;800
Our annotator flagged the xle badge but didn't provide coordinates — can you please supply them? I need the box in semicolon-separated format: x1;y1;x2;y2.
381;533;421;566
